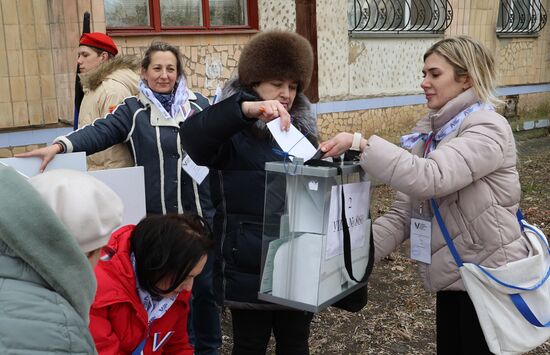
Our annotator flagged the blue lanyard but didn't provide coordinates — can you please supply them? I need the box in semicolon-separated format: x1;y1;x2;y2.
431;198;550;327
132;338;146;355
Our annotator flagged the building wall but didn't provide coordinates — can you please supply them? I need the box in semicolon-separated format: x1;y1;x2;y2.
110;0;296;98
0;0;297;130
447;0;550;85
318;104;428;143
0;0;548;152
315;0;550;140
0;0;108;130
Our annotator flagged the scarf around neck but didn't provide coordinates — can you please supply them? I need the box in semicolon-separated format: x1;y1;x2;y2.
139;75;190;120
130;252;178;326
400;101;494;151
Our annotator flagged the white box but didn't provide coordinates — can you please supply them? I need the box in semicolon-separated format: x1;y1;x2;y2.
259;161;372;312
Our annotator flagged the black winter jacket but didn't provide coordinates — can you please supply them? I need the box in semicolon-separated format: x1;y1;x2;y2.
181;81;318;309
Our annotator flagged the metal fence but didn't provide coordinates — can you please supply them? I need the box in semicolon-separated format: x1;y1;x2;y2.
497;0;547;35
348;0;453;35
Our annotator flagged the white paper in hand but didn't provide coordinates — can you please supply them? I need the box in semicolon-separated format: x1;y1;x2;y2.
267;118;317;160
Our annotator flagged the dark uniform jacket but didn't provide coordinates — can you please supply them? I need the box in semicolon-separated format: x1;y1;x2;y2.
181;80;318;309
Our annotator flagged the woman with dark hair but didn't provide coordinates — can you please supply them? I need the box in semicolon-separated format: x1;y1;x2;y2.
181;30;317;355
89;214;213;354
19;41;213;217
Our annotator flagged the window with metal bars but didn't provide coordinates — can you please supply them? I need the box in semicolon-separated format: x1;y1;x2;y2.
105;0;258;35
497;0;547;36
348;0;453;37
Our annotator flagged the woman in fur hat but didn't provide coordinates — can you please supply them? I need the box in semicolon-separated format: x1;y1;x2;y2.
181;31;317;355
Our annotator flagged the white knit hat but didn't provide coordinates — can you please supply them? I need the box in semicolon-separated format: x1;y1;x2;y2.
29;169;124;253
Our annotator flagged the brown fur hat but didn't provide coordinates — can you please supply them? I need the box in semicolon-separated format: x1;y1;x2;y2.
238;31;314;92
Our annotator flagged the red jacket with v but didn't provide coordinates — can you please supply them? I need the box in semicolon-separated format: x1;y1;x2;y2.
89;225;194;355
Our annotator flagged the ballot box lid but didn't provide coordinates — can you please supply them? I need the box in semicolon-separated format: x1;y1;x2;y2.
265;160;361;177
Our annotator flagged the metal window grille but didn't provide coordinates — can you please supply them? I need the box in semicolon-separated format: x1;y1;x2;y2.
348;0;453;36
497;0;547;36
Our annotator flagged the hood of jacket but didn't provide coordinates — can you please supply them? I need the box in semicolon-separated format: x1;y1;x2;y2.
221;77;319;145
80;55;140;92
0;165;96;322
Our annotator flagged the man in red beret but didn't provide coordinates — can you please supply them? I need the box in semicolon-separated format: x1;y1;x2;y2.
78;32;118;72
76;32;140;170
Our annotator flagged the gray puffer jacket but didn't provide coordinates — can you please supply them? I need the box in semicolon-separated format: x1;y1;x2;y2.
363;89;530;292
0;165;97;354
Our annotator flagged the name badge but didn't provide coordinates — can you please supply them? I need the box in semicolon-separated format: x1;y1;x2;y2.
182;154;209;184
410;218;432;264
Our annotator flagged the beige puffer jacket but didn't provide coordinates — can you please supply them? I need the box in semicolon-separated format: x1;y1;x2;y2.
362;89;530;292
79;56;140;170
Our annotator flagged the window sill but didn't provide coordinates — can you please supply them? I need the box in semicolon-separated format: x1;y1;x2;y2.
496;32;541;39
349;31;445;39
108;28;259;37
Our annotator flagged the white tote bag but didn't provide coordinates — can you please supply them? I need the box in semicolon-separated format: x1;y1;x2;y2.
461;224;550;355
432;201;550;355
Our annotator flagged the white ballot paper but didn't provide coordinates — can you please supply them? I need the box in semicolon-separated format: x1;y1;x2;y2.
259;238;288;294
267;118;317;160
182;154;209;185
326;181;371;259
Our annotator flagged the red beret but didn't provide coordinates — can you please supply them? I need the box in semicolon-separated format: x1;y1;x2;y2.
79;32;118;56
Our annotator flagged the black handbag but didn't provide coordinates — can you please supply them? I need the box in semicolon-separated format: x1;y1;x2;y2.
332;215;374;312
304;158;374;312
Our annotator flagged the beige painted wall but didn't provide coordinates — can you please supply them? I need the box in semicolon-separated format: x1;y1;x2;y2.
0;0;106;129
0;0;548;140
316;0;549;101
315;0;550;139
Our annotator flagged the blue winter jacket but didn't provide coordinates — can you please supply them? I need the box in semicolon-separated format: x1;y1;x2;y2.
56;90;214;221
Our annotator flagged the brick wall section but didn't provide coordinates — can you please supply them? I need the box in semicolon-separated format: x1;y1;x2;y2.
317;105;429;143
516;92;550;120
114;35;251;99
0;143;45;158
448;0;550;85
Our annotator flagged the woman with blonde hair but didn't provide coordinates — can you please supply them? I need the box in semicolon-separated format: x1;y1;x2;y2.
320;36;530;353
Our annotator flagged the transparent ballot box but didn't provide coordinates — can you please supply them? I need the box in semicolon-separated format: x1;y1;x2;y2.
259;160;372;313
